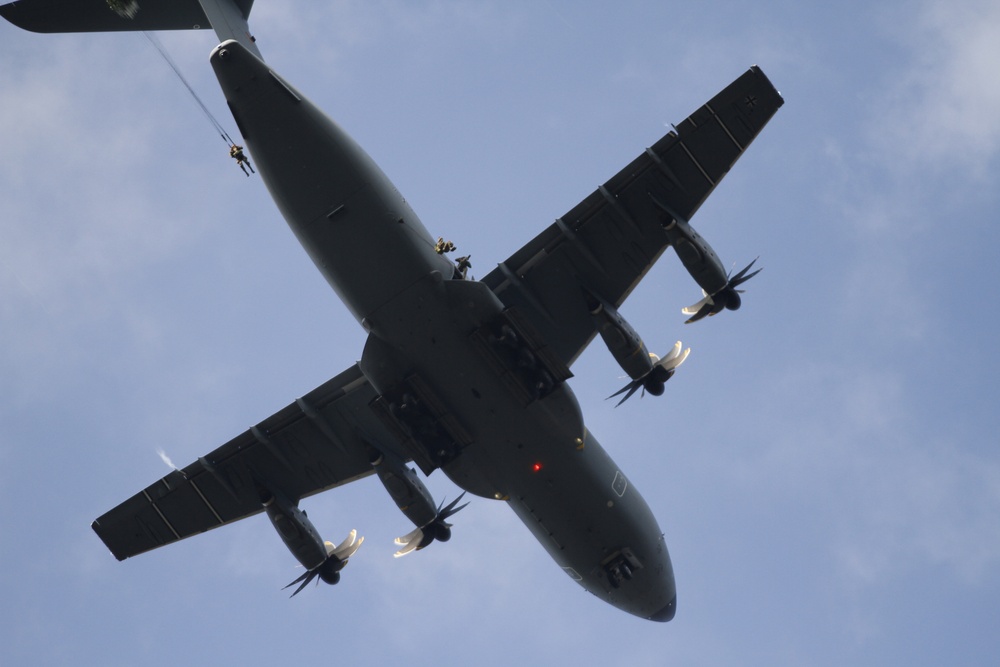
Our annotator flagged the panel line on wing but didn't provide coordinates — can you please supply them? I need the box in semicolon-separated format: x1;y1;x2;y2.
188;478;225;525
599;185;643;235
678;140;714;187
142;490;181;540
554;218;605;273
645;146;684;190
705;103;745;152
296;397;351;456
497;261;555;326
199;456;242;501
251;425;295;470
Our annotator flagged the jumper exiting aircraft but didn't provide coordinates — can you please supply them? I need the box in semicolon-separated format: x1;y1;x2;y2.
1;0;782;621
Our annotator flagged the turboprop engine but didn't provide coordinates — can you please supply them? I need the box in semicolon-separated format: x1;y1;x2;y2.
652;196;761;323
584;289;690;407
260;488;364;596
607;341;690;407
371;450;468;557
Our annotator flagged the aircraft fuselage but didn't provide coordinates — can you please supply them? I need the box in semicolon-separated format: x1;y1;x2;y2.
211;41;676;621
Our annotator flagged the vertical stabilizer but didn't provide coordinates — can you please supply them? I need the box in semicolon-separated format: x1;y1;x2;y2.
195;0;261;59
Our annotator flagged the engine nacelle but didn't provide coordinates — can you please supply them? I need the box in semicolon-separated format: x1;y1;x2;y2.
661;218;728;297
371;450;438;529
654;201;761;323
584;289;655;381
263;487;364;595
261;488;328;571
371;448;470;557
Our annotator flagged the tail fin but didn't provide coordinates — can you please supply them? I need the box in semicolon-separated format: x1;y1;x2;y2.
1;0;260;57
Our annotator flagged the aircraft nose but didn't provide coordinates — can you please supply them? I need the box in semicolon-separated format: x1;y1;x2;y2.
648;593;677;622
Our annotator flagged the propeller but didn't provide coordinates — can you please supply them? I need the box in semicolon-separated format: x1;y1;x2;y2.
394;493;470;558
284;529;364;597
608;341;690;407
682;258;761;324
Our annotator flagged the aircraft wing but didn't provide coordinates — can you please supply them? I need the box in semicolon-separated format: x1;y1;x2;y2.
92;363;396;561
0;0;252;33
481;66;783;367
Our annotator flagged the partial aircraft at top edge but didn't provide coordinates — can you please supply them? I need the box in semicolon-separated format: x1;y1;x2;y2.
0;0;782;621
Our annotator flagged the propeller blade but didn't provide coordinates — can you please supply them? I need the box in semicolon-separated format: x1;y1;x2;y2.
283;569;318;597
729;257;761;286
683;299;716;324
608;379;638;400
283;570;310;589
608;379;643;407
392;493;469;557
438;492;469;519
332;534;364;560
393;527;424;558
609;342;690;406
289;572;318;597
394;526;423;547
656;344;690;372
659;341;683;364
616;384;644;407
682;259;760;323
681;292;713;316
393;540;422;558
325;530;355;558
337;529;358;551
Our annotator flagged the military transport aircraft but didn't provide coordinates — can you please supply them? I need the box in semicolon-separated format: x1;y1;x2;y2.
1;0;782;621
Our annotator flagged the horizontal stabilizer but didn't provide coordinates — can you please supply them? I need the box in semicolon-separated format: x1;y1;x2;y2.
0;0;253;34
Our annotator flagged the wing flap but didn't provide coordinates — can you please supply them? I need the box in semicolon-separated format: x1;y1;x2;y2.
93;363;396;561
483;66;782;367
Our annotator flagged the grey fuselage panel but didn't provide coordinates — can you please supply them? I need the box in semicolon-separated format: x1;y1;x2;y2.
212;43;455;323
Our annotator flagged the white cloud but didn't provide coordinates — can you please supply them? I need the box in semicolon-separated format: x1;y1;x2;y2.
748;360;1000;589
874;0;1000;177
833;440;1000;587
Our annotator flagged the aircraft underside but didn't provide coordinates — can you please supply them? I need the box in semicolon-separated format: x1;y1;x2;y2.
208;39;678;619
358;271;677;620
3;0;781;624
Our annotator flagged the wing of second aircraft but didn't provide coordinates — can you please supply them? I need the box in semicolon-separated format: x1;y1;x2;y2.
92;363;399;561
0;0;251;33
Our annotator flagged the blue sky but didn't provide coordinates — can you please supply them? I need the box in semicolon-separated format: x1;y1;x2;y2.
2;1;999;665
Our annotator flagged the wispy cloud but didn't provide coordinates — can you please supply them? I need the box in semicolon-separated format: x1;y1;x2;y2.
873;0;1000;178
746;359;1000;589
